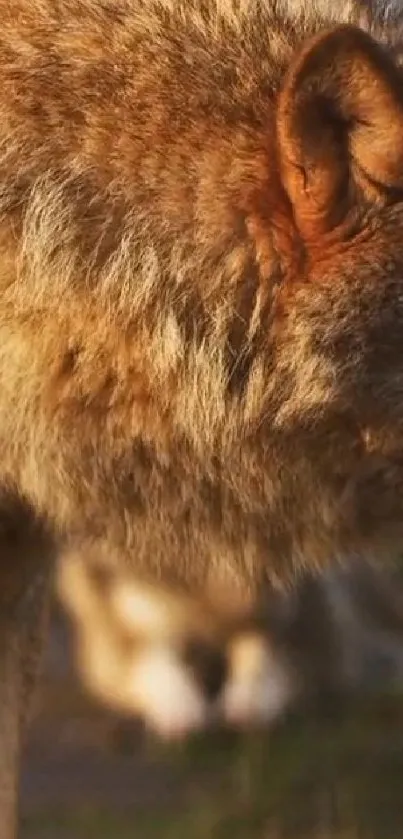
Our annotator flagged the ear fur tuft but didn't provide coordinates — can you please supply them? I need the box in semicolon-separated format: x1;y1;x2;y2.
277;25;403;239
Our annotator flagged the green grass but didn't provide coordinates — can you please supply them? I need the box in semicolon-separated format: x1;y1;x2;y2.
21;694;403;839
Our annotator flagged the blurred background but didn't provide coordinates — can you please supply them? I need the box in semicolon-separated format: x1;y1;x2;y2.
20;554;403;839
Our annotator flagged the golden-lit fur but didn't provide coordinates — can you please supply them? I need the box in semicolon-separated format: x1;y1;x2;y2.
1;0;403;833
3;0;403;590
57;550;403;732
57;546;298;734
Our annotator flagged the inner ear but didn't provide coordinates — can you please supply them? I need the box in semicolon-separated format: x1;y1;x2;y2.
276;25;403;240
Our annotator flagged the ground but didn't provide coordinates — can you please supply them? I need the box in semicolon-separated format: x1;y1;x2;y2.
20;608;403;839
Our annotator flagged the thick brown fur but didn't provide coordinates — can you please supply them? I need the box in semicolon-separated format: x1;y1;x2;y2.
3;0;403;590
2;0;403;833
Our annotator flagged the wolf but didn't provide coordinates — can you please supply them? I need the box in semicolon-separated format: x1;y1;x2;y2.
1;0;403;834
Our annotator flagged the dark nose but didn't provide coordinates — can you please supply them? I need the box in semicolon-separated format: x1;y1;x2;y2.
182;638;228;702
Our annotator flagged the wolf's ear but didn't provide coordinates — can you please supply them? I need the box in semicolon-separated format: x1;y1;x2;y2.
277;25;403;240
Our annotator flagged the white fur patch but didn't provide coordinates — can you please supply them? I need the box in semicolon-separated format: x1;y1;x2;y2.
127;646;209;738
222;634;295;726
110;582;177;638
